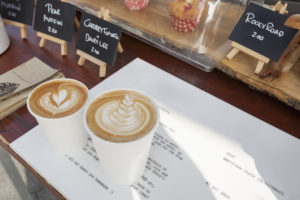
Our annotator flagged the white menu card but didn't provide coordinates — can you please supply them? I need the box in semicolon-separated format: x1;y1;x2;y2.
11;58;300;200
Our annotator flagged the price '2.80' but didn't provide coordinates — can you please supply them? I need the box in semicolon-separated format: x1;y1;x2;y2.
251;31;264;41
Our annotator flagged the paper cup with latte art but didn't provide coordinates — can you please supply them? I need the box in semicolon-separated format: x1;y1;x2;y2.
84;89;159;185
27;78;89;155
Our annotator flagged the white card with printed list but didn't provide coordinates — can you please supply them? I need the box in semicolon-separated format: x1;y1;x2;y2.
10;58;300;200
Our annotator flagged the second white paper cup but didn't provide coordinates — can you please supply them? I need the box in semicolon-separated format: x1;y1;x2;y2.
83;89;159;185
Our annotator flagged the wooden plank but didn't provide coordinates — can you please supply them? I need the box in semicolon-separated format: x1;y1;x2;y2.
219;53;300;111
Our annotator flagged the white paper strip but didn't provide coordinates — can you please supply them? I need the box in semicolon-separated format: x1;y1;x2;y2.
11;58;300;200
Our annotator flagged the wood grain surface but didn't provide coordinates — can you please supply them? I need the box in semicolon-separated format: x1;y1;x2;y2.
0;23;300;199
220;52;300;111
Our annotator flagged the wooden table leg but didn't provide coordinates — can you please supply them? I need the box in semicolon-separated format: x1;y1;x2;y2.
61;42;67;56
226;48;239;59
78;56;85;66
255;60;265;74
20;26;27;39
99;64;107;77
39;38;46;48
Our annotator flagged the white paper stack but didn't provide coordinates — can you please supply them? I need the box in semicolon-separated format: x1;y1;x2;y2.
11;58;300;200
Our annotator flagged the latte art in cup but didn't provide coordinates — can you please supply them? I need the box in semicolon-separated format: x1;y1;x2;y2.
28;79;88;118
86;89;158;142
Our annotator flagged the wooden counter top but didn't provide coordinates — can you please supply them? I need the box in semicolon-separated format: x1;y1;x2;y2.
0;22;299;199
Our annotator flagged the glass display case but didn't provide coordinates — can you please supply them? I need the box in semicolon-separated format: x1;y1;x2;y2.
68;0;249;71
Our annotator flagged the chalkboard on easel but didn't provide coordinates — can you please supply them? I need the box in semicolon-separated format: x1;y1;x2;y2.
229;3;297;62
0;0;34;25
76;12;122;66
33;0;76;42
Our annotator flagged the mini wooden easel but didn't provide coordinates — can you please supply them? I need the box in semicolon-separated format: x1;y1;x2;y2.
37;0;68;56
226;41;270;74
226;1;288;74
37;32;67;56
270;1;288;14
77;7;123;78
3;19;27;39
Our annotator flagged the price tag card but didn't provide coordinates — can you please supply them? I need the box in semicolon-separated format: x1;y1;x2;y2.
33;0;76;42
76;12;122;66
0;0;34;25
229;3;297;62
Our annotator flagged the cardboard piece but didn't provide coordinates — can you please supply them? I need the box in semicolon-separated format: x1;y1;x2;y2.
0;57;64;120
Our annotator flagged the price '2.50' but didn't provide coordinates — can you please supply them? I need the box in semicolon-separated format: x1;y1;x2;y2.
48;26;58;34
251;31;264;41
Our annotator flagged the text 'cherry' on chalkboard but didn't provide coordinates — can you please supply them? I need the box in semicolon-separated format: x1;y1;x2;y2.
76;12;122;66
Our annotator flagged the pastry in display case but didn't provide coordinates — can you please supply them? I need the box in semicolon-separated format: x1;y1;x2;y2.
167;0;206;32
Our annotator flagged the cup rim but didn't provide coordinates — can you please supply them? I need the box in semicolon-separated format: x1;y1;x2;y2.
27;78;89;121
83;88;160;144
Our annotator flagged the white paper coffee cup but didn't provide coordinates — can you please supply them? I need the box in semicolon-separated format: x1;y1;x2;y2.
0;15;10;55
27;78;89;156
84;88;159;185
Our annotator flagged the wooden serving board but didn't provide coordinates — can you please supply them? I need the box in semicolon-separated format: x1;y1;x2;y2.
219;54;300;111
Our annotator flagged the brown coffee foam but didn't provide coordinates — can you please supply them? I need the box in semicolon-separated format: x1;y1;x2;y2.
29;79;88;118
86;90;157;143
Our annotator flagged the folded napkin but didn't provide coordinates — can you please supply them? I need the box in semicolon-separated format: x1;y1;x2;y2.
0;57;64;120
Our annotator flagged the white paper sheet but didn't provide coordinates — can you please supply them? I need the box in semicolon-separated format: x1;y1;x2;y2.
11;58;300;200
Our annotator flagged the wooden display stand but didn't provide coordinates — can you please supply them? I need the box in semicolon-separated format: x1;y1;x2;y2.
37;0;68;56
226;42;270;74
37;32;67;56
3;19;27;39
77;7;123;78
270;1;288;14
226;1;288;74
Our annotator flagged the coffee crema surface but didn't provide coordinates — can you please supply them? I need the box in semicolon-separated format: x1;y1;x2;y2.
86;89;157;143
29;79;88;118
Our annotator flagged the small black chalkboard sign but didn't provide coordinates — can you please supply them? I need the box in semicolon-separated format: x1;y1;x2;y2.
0;0;34;25
33;0;76;42
229;3;298;62
76;12;122;66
